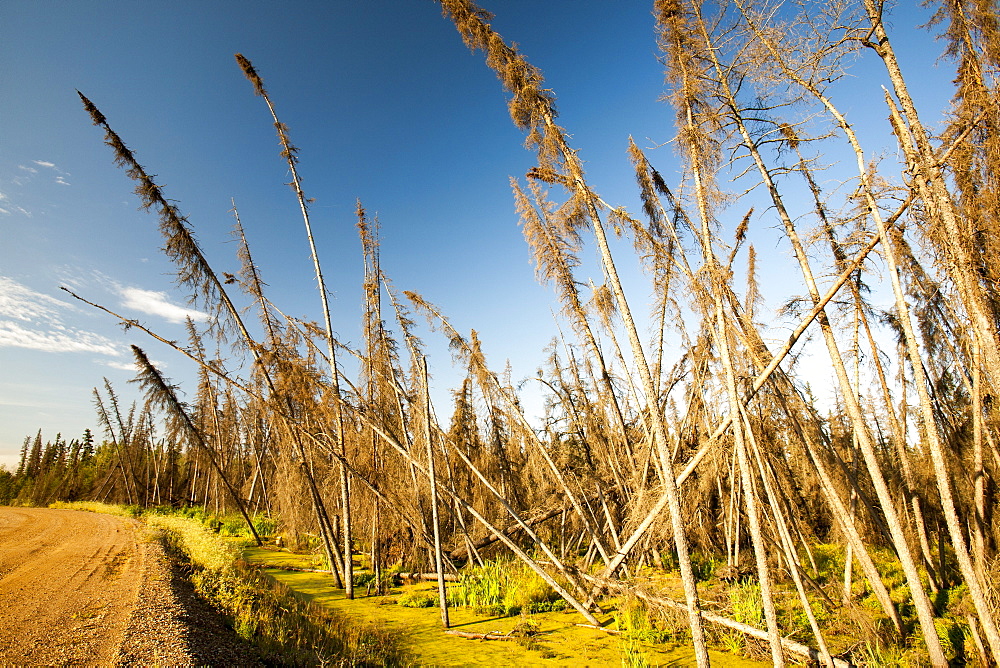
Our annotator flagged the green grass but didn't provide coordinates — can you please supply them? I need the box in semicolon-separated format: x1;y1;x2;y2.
614;597;674;644
448;559;565;616
144;505;278;540
398;590;437;608
146;513;242;571
728;582;764;628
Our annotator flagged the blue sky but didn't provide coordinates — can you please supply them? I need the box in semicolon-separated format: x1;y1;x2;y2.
1;1;955;468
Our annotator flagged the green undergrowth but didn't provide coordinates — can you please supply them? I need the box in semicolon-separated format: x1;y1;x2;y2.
49;500;278;537
616;595;693;668
682;543;990;665
394;560;569;617
806;543;987;665
144;504;279;539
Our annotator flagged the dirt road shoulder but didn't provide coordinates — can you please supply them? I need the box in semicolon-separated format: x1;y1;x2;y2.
0;507;259;665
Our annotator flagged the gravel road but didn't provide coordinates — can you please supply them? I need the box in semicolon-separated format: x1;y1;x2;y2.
0;507;262;666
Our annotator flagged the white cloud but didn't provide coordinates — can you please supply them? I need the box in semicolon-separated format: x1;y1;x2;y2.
0;320;121;356
33;160;70;181
102;359;138;371
0;277;74;323
0;276;204;362
18;165;38;174
118;287;208;324
0;277;123;357
100;356;166;372
56;268;123;296
0;208;9;216
0;192;8;201
54;272;86;291
0;398;53;409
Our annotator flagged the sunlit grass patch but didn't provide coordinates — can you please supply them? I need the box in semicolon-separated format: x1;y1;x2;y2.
48;500;141;517
615;596;672;644
146;513;241;571
246;546;772;667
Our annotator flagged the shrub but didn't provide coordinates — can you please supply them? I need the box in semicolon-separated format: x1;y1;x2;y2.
729;581;764;628
397;591;437;608
615;595;690;668
689;552;721;582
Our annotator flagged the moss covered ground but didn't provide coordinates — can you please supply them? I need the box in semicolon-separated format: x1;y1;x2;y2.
242;546;769;667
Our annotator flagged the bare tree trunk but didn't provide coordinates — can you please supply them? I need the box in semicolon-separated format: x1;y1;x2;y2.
235;54;353;599
421;357;450;628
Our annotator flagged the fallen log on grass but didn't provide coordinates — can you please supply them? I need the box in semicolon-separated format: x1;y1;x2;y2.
445;630;516;641
578;572;854;668
245;562;331;574
397;572;460;582
575;623;622;634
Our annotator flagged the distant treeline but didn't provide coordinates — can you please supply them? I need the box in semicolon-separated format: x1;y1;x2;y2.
1;422;244;512
1;429;97;505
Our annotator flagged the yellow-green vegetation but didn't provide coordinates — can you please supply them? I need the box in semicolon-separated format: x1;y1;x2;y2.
36;503;992;665
146;513;243;572
718;583;764;656
616;596;692;668
244;547;768;667
49;500;141;517
803;544;981;664
145;505;278;540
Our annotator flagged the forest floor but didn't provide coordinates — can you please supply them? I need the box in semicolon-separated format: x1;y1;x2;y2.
0;507;260;665
242;545;770;666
